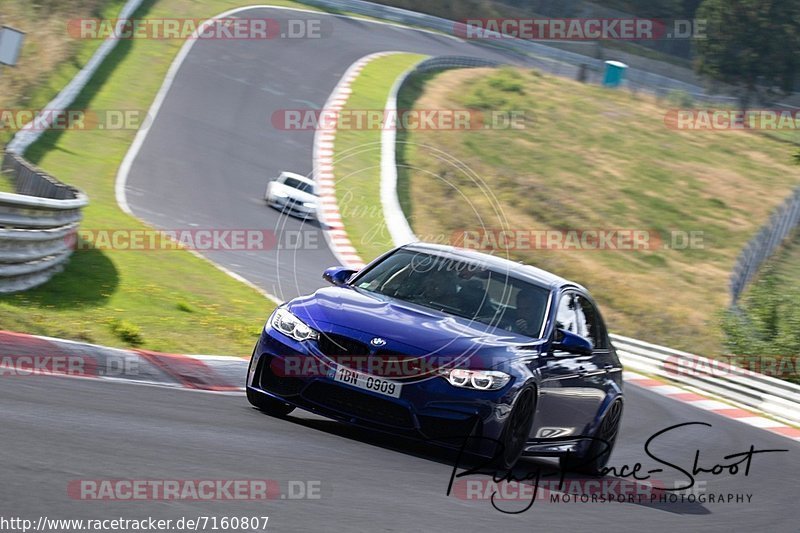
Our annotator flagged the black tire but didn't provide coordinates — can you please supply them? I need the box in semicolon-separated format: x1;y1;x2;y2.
247;388;295;417
494;387;536;471
560;399;623;476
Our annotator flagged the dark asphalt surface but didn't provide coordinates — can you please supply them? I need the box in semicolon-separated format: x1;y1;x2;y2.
124;7;529;301
0;375;797;532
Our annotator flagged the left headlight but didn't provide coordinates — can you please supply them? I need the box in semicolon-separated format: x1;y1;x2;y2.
302;202;317;209
443;368;511;391
270;308;319;342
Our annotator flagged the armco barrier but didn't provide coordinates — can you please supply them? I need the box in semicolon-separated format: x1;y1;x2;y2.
611;333;800;426
0;152;87;293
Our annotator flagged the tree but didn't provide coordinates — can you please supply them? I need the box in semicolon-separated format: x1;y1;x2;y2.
695;0;800;104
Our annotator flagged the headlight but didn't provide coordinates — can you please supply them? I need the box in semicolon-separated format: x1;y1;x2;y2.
270;308;319;342
443;368;511;390
273;191;288;198
302;202;316;209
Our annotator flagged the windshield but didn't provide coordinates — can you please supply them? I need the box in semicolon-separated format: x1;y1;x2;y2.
353;250;550;337
283;177;315;194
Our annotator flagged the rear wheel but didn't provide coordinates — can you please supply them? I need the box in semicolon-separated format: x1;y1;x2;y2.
494;387;536;470
560;399;623;476
247;388;295;417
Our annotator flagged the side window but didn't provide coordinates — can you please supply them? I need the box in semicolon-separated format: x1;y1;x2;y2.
576;295;606;349
555;292;578;334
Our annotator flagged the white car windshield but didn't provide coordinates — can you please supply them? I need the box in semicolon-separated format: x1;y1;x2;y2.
283;177;315;194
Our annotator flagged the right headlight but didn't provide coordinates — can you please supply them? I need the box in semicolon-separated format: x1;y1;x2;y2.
443;368;511;391
270;308;319;342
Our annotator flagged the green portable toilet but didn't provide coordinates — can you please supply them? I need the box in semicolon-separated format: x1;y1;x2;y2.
602;60;628;88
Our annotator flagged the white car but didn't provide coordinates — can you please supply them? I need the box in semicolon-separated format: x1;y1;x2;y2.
265;172;318;219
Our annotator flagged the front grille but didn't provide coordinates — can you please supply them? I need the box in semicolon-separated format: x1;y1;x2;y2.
316;335;431;380
302;381;414;428
372;351;429;380
317;333;370;358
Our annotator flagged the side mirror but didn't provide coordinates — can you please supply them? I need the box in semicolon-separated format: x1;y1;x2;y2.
551;329;593;356
323;266;356;286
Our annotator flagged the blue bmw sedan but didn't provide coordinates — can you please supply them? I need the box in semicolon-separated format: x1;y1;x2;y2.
247;243;623;473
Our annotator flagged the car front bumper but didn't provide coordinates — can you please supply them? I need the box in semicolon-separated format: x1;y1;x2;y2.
270;195;316;217
247;328;523;456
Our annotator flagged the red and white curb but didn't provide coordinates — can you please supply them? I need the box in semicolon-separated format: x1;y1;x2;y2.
0;330;246;392
313;52;402;270
625;370;800;442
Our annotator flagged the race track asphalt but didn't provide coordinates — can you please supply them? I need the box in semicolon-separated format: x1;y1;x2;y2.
0;375;797;532
124;7;527;301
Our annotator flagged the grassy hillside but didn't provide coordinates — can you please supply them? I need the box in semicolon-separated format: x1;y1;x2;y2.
398;67;800;356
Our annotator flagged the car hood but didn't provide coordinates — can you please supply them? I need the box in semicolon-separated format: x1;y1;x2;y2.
287;286;543;367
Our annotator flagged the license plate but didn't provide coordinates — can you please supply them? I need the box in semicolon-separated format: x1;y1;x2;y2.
329;365;403;398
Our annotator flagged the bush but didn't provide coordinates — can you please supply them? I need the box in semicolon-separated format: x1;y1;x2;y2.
110;320;144;346
721;267;800;384
176;300;196;313
487;68;526;94
665;90;694;108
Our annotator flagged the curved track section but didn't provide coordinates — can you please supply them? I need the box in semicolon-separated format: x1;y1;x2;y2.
123;7;524;300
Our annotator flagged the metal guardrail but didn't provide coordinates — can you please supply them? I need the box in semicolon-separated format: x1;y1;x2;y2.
0;152;87;293
730;187;800;304
412;56;503;72
611;333;800;425
298;0;738;103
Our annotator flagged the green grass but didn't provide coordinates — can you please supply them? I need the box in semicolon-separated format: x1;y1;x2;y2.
332;53;426;261
0;0;334;355
394;66;800;356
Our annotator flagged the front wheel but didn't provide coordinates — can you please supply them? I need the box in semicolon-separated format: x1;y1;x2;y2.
560;399;623;476
247;388;295;417
494;387;536;471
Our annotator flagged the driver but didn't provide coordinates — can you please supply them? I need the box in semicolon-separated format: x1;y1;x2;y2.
511;288;544;337
419;267;459;306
